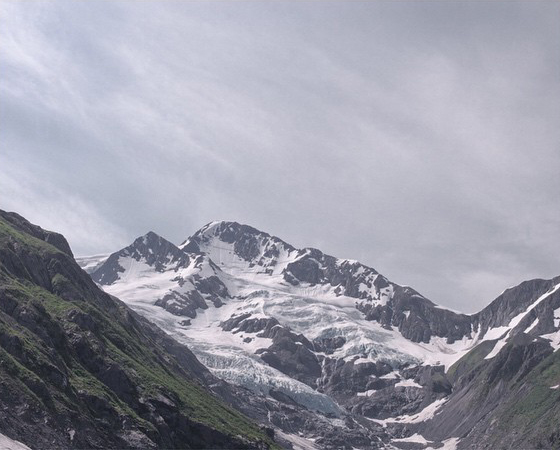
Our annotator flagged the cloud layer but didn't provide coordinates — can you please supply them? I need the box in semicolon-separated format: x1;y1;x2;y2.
1;1;559;312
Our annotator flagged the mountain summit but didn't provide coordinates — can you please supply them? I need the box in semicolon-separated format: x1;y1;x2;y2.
181;220;474;343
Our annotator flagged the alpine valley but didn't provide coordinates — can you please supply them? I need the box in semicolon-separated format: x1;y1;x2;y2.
1;211;559;449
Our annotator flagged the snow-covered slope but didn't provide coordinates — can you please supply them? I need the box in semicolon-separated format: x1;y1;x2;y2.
85;220;560;449
0;432;31;450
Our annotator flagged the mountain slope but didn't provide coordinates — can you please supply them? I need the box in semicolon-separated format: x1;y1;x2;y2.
412;277;560;449
91;222;481;399
0;211;275;449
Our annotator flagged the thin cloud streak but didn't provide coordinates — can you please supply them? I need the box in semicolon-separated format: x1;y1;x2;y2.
0;155;128;254
1;1;559;312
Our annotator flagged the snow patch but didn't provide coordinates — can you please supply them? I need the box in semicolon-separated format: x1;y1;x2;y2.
395;379;422;389
541;330;560;351
356;389;377;397
380;371;400;379
353;357;372;365
392;433;429;444
554;307;560;328
427;437;460;450
275;430;319;450
0;433;31;450
525;318;539;333
76;254;110;273
483;326;509;341
509;282;560;329
482;282;560;360
485;333;510;360
368;398;447;426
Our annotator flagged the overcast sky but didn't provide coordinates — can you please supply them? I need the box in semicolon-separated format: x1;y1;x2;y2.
1;1;559;312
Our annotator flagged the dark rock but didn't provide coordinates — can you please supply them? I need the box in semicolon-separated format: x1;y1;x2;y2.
269;389;299;406
67;309;98;332
155;290;208;318
312;336;346;354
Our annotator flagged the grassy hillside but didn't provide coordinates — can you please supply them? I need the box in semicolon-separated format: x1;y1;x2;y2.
0;211;276;449
424;330;560;449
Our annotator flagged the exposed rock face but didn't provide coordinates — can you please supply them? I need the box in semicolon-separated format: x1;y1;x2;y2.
91;235;230;320
0;211;75;257
221;313;281;334
319;358;392;399
283;249;379;294
155;289;208;318
357;285;474;344
286;252;475;345
0;211;275;449
418;337;558;449
221;314;322;388
471;278;560;337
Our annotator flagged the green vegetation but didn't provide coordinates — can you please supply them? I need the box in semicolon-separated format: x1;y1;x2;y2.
0;214;277;448
69;366;154;429
0;346;46;403
0;217;63;256
499;350;560;428
449;332;560;448
447;338;494;380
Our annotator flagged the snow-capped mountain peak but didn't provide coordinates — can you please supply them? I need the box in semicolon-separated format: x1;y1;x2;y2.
76;220;560;449
181;220;389;301
90;231;189;285
180;220;298;273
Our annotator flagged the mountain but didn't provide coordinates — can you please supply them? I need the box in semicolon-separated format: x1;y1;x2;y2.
87;223;392;448
4;213;556;449
0;211;277;449
417;277;560;449
83;219;560;448
89;222;473;413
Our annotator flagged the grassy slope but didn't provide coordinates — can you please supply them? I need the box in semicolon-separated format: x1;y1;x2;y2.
0;214;276;448
440;332;560;449
489;349;560;448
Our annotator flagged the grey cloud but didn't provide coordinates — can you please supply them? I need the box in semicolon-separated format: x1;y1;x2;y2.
1;1;558;312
